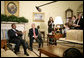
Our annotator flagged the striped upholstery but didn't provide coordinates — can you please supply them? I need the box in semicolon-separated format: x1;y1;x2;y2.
59;30;83;44
66;30;83;42
1;29;9;40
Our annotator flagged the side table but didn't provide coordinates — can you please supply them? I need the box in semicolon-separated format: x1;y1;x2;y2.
1;40;7;50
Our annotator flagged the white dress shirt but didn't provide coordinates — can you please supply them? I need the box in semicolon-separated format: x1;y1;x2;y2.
12;29;18;36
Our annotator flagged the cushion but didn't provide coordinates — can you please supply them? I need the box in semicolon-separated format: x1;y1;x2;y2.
66;30;83;42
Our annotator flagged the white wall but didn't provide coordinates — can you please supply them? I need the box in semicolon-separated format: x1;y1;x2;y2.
1;1;83;40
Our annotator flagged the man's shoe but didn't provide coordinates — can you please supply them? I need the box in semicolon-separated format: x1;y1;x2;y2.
24;52;29;56
14;51;17;55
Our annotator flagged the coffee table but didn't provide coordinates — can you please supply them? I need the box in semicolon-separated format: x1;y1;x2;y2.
38;45;69;57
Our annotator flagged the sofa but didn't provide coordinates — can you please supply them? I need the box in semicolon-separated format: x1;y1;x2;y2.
57;30;83;54
58;30;83;44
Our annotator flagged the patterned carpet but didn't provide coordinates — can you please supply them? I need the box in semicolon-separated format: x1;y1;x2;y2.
1;42;83;57
16;43;48;57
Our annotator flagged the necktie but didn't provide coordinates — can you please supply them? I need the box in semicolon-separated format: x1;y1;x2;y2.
33;28;36;38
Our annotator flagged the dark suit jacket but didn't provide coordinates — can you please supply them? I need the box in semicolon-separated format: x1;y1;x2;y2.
8;29;22;43
48;21;54;28
74;18;83;29
48;21;55;33
28;28;38;38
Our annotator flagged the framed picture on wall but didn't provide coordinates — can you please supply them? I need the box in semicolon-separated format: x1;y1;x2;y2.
65;8;73;22
33;12;44;22
5;1;19;16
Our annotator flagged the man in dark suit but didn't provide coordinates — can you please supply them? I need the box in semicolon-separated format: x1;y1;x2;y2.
28;23;42;51
8;23;29;56
73;13;83;30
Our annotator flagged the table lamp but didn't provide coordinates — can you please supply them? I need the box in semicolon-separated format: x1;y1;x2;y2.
54;16;63;32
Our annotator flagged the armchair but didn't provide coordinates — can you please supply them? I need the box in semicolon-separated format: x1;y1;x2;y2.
1;29;16;51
